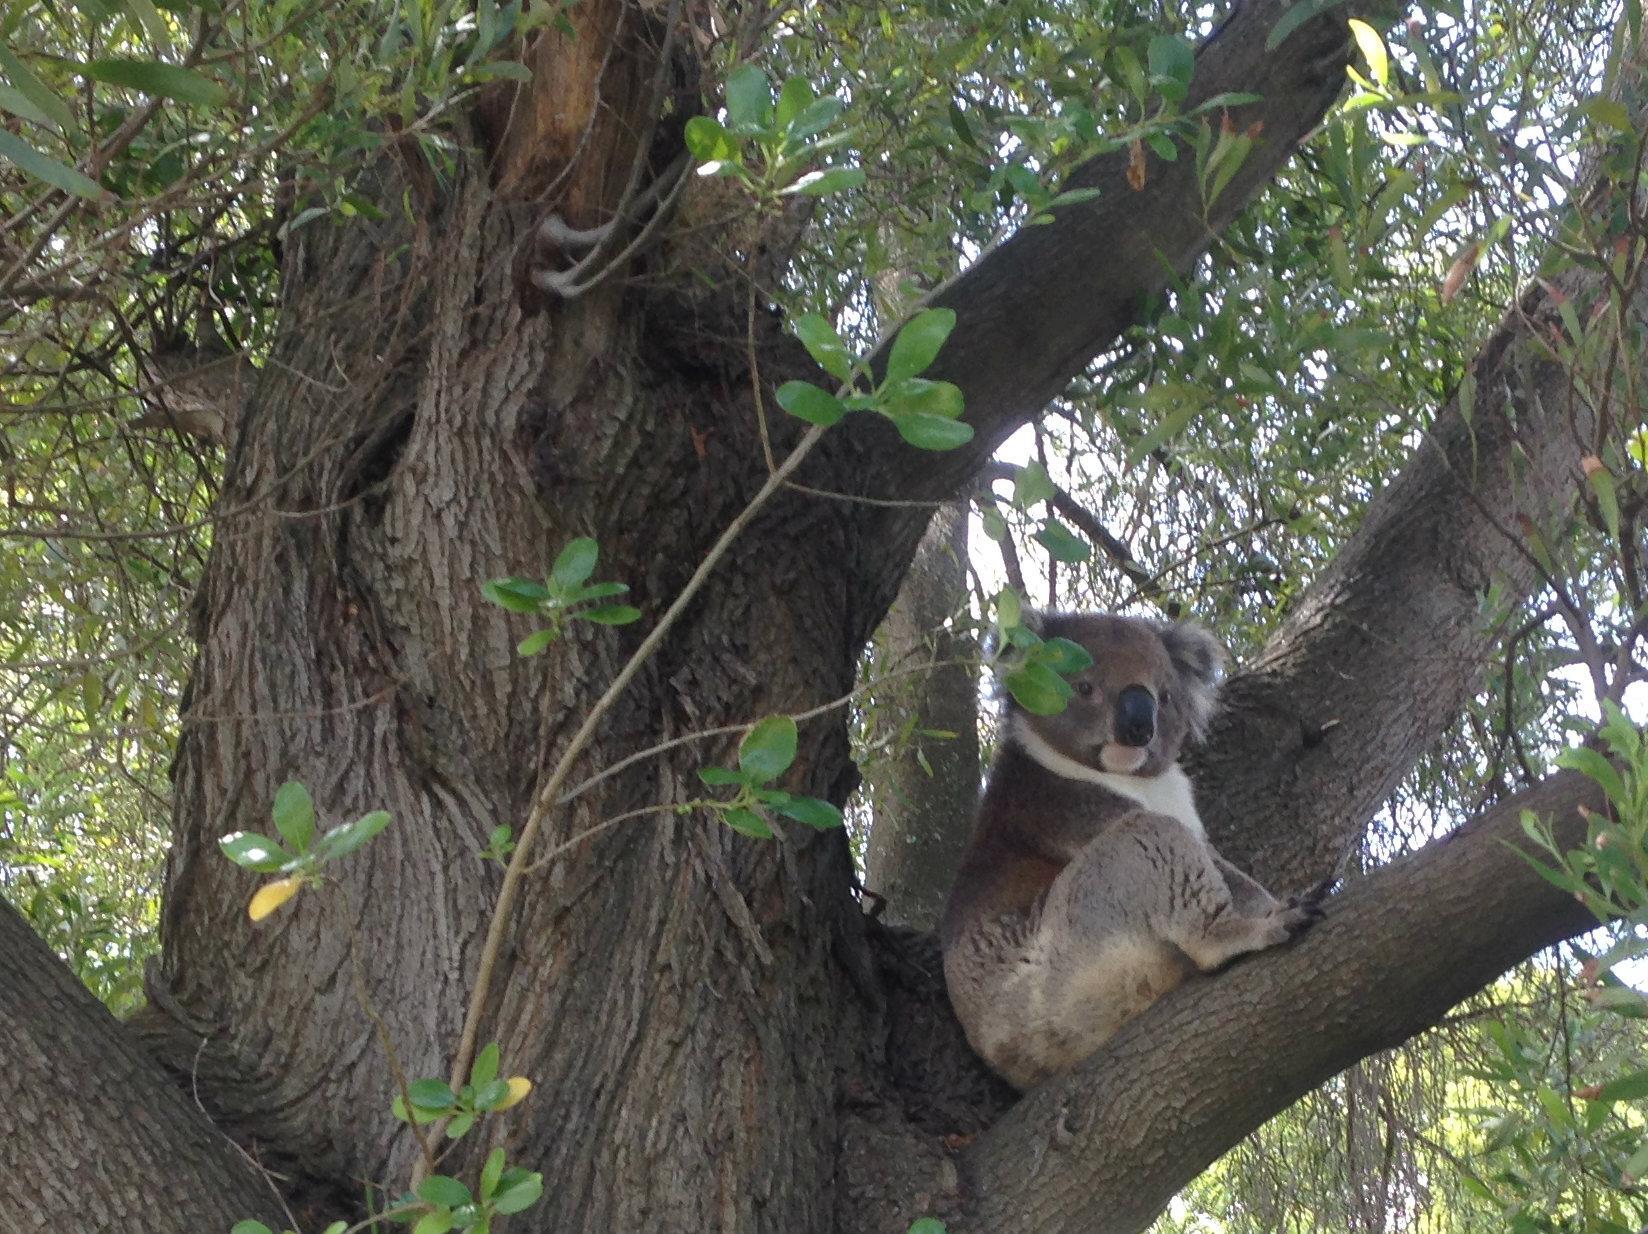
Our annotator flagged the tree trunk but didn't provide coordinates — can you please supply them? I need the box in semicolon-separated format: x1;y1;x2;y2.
0;898;289;1234
864;502;981;930
131;120;884;1228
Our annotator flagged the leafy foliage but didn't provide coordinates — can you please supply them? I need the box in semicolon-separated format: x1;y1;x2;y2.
0;0;1645;1227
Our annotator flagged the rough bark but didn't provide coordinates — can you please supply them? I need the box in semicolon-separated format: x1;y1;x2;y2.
133;131;865;1233
962;769;1606;1234
2;1;1629;1232
864;502;981;930
0;898;288;1234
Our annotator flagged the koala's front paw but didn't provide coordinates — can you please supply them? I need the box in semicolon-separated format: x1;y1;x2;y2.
1278;878;1333;937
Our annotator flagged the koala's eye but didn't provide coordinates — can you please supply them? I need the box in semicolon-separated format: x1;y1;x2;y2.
1076;680;1095;698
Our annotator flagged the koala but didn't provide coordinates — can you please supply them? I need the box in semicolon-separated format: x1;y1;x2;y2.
940;612;1326;1090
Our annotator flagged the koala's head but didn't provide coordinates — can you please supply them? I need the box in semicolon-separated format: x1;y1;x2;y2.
1011;612;1226;776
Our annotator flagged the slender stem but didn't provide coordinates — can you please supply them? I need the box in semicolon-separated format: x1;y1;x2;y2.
557;654;979;806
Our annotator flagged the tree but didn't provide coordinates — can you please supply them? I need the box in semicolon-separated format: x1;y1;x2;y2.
862;501;980;931
1;0;1644;1230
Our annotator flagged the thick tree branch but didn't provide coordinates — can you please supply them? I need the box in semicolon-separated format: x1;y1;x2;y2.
0;899;289;1233
816;0;1374;514
959;768;1606;1234
1192;272;1599;890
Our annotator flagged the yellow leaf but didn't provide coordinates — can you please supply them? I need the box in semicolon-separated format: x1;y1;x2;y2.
248;877;303;921
1348;19;1389;87
495;1076;533;1110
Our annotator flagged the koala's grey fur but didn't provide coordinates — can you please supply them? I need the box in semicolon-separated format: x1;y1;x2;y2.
940;612;1325;1090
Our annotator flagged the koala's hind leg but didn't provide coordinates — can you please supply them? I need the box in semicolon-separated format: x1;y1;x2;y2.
1047;812;1319;979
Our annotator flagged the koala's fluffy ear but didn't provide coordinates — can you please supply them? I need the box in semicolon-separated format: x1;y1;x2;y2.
1160;621;1227;740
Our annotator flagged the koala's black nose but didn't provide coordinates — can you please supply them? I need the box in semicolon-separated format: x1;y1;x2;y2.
1115;685;1156;747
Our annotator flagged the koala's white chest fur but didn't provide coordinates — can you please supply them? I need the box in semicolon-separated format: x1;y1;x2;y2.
1008;714;1206;840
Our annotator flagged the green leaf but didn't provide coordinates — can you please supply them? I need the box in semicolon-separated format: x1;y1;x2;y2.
1202;133;1252;209
791;314;853;381
462;59;534;83
724;63;772;132
892;412;974;451
781;166;865;196
1147;35;1195;101
908;1221;949;1234
1266;0;1346;50
1347;19;1389;87
1012;462;1056;508
995;587;1022;630
1126;385;1204;463
313;811;391;861
569;581;630;602
407;1079;456;1110
1581;97;1632;133
231;1223;277;1234
739;715;798;782
774;796;843;829
218;832;290;873
775;77;814;131
482;577;549;613
684;115;738;164
1592;1070;1648;1104
443;1111;476;1140
722;807;775;839
1588;986;1648;1017
882;378;964;419
787;96;845;140
392;1094;441;1124
1586;463;1621;541
776;381;847;427
1110;45;1148;102
577;605;642;625
123;0;173;50
0;45;74;131
1034;519;1091;563
1190;91;1265;113
473;1078;512;1108
471;1042;500;1088
517;628;557;657
0;130;104;199
413;1211;454;1234
416;1175;471;1208
492;1174;545;1215
980;505;1009;542
1555;746;1628;809
550;538;599;589
1047;187;1101;208
83;58;227;106
1035;637;1094;675
698;766;750;787
480;1147;506;1199
1004;663;1074;715
0;82;59;131
885;308;957;383
272;781;316;853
